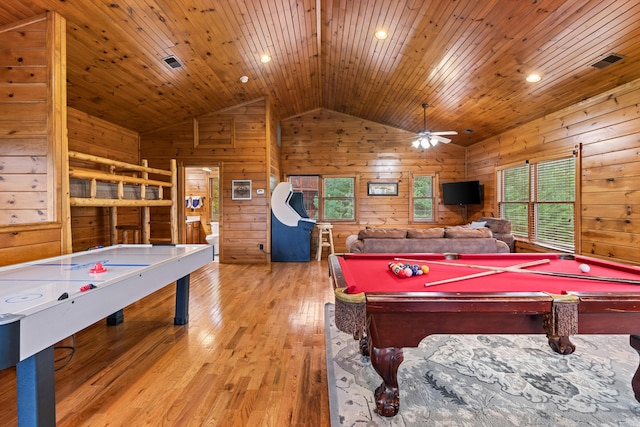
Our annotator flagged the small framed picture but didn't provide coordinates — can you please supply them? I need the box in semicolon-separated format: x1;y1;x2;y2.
367;182;398;196
232;180;252;200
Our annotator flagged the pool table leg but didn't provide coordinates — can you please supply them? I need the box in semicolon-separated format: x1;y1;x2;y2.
547;335;576;355
370;346;404;417
630;335;640;402
359;336;369;356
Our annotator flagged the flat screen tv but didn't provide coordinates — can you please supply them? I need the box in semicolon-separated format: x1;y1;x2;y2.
441;180;483;205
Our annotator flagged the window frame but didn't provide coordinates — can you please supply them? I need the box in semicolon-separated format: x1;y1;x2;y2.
288;174;358;222
288;175;320;220
497;151;578;252
410;173;438;223
322;175;357;222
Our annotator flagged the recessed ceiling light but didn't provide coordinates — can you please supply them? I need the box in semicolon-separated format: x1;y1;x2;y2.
526;73;541;83
374;29;388;40
260;54;271;63
239;75;249;83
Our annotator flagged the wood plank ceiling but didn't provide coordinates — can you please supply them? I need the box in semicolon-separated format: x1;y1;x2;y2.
1;0;639;146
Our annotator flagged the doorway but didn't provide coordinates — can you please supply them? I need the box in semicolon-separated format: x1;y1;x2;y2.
184;166;220;257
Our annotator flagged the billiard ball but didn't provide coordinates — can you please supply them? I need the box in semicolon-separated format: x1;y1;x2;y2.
579;263;590;273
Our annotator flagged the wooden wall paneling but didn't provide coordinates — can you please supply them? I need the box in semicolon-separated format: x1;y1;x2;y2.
0;13;67;265
467;77;640;266
68;108;141;162
70;206;110;248
0;225;63;264
49;10;70;254
266;97;280;259
0;15;50;225
223;166;268;263
280;108;466;253
141;98;270;263
67;107;141;250
195;114;235;148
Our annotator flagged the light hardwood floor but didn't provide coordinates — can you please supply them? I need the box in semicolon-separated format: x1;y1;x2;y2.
0;260;335;426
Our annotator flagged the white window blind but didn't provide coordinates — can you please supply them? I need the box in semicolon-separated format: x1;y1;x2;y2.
499;156;576;251
535;157;575;250
499;164;529;237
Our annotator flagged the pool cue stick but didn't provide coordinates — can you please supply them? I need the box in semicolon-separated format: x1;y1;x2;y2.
395;257;551;272
424;258;550;287
395;257;640;286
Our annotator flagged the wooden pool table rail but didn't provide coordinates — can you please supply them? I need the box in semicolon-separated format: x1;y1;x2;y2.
328;254;640;417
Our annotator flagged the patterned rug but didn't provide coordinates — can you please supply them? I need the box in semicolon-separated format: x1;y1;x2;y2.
324;303;640;426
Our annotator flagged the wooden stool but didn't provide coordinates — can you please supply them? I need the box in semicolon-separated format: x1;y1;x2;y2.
316;222;335;261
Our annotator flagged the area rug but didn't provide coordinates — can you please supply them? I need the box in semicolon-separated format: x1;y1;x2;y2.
324;303;640;426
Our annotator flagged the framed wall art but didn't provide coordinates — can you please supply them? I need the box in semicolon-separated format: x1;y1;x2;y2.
367;182;398;196
232;180;252;200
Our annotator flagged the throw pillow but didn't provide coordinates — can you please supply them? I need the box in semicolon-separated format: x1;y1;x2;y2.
469;220;487;229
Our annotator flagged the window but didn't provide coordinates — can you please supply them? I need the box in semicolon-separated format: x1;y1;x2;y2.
323;177;355;221
412;175;435;221
289;176;319;219
289;175;355;221
209;176;220;221
498;156;576;251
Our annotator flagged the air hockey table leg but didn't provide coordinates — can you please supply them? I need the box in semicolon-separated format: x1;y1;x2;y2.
174;275;190;325
106;309;124;325
16;345;56;427
103;275;191;326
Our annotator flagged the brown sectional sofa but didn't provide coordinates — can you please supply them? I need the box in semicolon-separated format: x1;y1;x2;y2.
477;216;515;252
347;221;513;254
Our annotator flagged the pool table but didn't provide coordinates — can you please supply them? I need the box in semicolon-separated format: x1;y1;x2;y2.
328;252;640;417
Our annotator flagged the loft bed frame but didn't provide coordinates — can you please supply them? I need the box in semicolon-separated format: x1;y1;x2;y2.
68;150;178;244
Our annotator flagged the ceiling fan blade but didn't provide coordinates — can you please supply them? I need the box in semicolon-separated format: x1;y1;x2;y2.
411;104;457;148
431;135;452;144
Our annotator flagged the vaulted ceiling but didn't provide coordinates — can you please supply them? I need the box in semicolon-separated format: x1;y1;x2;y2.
1;1;639;146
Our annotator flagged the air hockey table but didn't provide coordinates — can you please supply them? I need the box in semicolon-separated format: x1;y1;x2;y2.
0;244;214;427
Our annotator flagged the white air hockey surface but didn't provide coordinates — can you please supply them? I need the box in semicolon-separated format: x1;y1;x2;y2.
0;244;213;362
0;244;206;317
1;244;214;427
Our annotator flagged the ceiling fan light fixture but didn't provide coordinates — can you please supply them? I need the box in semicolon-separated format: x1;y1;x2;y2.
414;138;429;149
410;103;457;149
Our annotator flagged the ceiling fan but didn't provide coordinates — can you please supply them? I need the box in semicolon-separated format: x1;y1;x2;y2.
411;103;457;148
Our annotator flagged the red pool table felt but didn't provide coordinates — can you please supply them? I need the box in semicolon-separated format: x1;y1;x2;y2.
338;253;640;295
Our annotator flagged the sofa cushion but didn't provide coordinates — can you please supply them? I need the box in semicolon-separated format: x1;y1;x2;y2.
478;217;512;234
345;234;360;252
444;226;492;238
407;228;445;239
358;228;408;239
